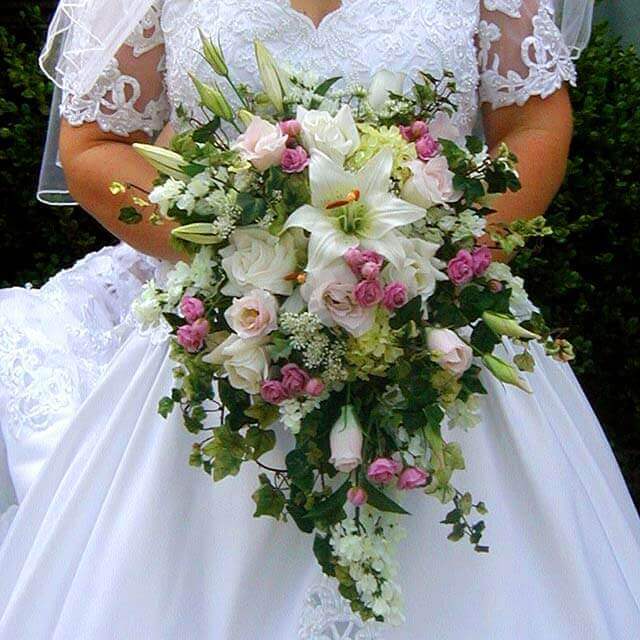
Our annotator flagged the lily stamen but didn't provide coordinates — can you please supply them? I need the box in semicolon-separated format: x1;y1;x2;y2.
325;189;361;210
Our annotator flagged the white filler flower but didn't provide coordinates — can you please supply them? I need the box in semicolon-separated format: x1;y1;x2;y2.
282;148;425;273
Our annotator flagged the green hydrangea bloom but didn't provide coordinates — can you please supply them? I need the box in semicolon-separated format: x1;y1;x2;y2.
346;313;404;379
430;369;462;406
347;124;416;181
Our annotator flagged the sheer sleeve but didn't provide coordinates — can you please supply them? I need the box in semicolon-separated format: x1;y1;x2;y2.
60;1;170;138
477;0;577;110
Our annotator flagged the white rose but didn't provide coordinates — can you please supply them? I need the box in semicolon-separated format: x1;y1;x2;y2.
220;228;297;297
300;260;375;337
204;334;270;395
296;104;360;163
224;289;279;339
485;262;534;320
383;237;447;303
231;115;288;172
427;328;473;377
368;69;406;111
401;156;461;209
329;405;364;473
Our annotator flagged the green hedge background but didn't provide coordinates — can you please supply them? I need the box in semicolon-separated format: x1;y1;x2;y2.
0;4;639;505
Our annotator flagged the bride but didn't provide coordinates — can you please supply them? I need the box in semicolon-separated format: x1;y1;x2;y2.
1;0;640;637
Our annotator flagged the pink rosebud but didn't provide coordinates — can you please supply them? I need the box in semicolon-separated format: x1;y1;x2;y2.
176;318;209;353
447;249;475;286
488;279;503;293
415;133;439;160
397;466;430;490
260;379;288;405
344;247;365;275
347;486;368;507
281;146;310;173
399;120;429;142
180;295;205;323
279;119;302;137
382;281;408;310
359;250;384;267
360;261;381;280
305;377;326;397
367;457;402;485
353;279;384;308
471;246;492;276
280;363;310;396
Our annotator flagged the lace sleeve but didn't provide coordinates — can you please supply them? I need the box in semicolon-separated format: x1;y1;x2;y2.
60;2;170;138
477;0;577;110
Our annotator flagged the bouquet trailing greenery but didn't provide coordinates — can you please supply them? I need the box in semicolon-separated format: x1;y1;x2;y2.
118;35;574;624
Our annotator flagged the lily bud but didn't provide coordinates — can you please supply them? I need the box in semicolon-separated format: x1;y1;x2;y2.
482;311;540;340
189;74;235;121
254;39;287;112
171;223;226;245
237;109;254;127
198;29;228;76
482;353;532;393
329;405;364;473
132;143;188;180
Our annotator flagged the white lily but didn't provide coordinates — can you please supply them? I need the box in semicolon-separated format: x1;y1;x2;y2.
282;148;425;273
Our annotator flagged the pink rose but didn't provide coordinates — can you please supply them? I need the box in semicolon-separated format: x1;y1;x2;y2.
428;111;463;144
353;279;384;308
281;146;309;173
397;466;430;490
367;457;402;485
347;486;368;507
360;261;381;281
415;134;439;161
260;379;288;405
329;406;363;473
305;377;326;397
427;328;473;377
177;318;209;353
488;279;503;293
399;120;429;142
280;363;310;396
344;247;384;278
180;295;205;323
278;119;302;138
232;115;288;172
224;289;279;339
382;281;408;310
471;246;492;276
447;249;475;286
401;156;461;209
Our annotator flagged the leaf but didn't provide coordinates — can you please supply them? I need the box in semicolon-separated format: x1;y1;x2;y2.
389;295;423;330
245;427;276;460
236;191;268;225
303;480;350;521
158;396;175;419
118;206;142;224
268;334;293;361
313;535;336;576
361;479;410;515
244;401;280;428
286;449;315;494
192;117;221;143
252;475;285;519
514;351;535;372
163;312;186;330
470;321;501;353
314;76;342;97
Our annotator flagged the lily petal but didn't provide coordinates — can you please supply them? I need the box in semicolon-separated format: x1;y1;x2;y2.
364;193;426;239
282;204;325;234
307;227;358;273
361;232;407;271
308;150;355;208
356;147;394;196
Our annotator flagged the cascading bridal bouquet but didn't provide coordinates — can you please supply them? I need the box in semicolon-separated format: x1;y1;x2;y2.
117;35;575;625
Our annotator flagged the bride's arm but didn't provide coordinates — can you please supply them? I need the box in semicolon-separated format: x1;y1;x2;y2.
482;87;573;230
60;121;183;262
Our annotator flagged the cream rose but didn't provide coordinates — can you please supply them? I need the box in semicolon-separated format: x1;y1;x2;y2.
368;69;406;111
300;260;375;337
427;328;473;377
296;104;360;163
231;115;288;172
329;405;364;473
224;289;279;339
401;156;461;209
204;334;270;395
220;228;297;297
383;237;447;303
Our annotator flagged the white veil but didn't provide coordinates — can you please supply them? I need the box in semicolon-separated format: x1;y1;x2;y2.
36;0;595;206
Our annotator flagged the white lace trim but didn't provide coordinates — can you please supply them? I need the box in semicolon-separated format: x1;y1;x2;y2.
298;577;385;640
478;0;577;109
60;3;169;137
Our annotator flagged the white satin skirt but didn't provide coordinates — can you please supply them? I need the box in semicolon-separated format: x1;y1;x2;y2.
1;244;639;640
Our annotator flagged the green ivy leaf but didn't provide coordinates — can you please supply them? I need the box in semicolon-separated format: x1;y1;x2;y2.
118;206;142;224
245;427;276;460
252;474;285;519
389;295;423;329
158;396;175;419
361;479;410;515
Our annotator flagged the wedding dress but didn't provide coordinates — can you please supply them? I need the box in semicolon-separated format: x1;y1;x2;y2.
1;1;639;638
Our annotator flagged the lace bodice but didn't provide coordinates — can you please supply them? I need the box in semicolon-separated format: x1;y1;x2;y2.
60;0;577;138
